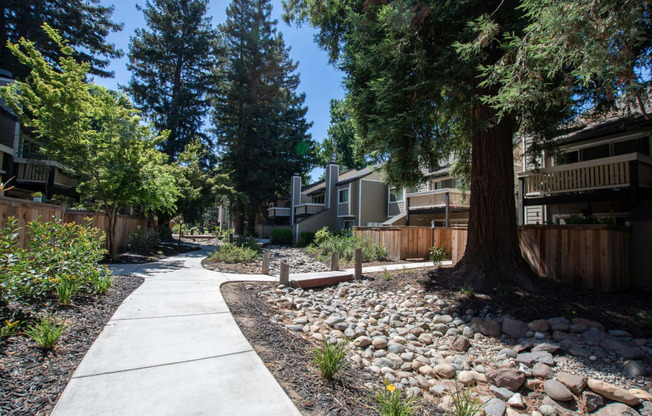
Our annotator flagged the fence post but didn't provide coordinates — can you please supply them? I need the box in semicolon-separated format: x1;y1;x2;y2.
354;248;362;280
444;192;450;228
262;251;270;275
331;251;340;271
279;261;290;286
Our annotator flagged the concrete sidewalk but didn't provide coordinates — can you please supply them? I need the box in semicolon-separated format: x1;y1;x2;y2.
52;249;437;415
51;248;298;416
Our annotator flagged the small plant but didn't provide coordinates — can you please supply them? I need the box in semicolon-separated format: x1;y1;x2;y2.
55;275;83;306
375;380;419;416
635;310;652;334
460;284;474;297
210;243;260;263
128;226;161;254
31;191;43;198
448;388;484;416
0;320;20;338
429;246;447;267
298;231;316;246
383;268;392;281
24;314;66;350
271;228;293;245
91;273;113;295
312;338;349;380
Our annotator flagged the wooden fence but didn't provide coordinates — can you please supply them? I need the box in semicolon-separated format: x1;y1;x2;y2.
0;196;149;252
255;224;291;239
355;225;631;292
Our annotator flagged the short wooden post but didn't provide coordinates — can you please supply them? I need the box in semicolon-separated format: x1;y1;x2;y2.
229;233;234;243
330;251;340;271
279;261;290;286
354;248;362;280
262;251;270;275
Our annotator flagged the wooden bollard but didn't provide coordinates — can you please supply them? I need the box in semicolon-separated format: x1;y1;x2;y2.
262;251;270;275
354;248;362;280
330;251;340;271
280;261;290;286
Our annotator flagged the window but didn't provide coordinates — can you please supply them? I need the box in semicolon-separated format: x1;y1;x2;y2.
580;144;610;161
338;188;349;203
389;187;403;202
312;194;324;204
613;137;650;157
433;178;456;190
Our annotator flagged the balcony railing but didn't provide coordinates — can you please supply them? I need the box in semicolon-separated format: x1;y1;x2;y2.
406;188;470;210
518;153;651;197
268;207;291;217
294;203;324;216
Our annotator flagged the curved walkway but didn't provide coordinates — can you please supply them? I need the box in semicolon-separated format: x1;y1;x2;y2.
51;248;439;416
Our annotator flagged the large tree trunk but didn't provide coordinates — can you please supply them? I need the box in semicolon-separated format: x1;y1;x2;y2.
453;102;536;291
234;201;245;235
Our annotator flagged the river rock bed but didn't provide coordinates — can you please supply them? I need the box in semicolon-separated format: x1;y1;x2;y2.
203;245;331;274
255;278;652;415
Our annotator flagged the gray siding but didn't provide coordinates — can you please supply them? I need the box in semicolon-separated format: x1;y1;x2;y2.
359;180;388;226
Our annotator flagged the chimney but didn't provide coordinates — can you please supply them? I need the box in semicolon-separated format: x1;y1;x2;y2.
324;162;339;209
290;172;301;225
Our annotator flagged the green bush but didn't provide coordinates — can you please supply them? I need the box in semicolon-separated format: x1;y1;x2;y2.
307;230;388;263
429;246;447;267
271;228;293;245
233;235;262;252
312;338;349;380
0;217;107;323
375;381;419;416
298;231;316;246
210;243;260;263
24;313;66;350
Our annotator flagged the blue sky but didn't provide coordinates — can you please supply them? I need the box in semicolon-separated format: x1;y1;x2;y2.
96;0;344;181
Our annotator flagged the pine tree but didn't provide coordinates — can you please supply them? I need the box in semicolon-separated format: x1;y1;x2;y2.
126;0;219;162
213;0;314;235
0;0;122;79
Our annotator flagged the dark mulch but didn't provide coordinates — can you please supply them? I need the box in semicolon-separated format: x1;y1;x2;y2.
221;282;444;416
365;266;652;339
106;242;199;264
0;275;144;416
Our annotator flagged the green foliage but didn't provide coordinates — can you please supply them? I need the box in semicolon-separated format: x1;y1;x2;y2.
54;275;84;306
448;388;484;416
316;99;367;170
0;320;20;338
126;0;219;162
307;232;388;264
0;24;180;254
128;226;161;254
429;246;448;267
0;0;122;80
210;243;260;264
0;217;109;322
459;285;475;298
90;273;113;296
213;0;315;232
382;269;392;281
312;338;349;380
298;231;316;247
24;314;66;350
374;381;419;416
272;228;293;245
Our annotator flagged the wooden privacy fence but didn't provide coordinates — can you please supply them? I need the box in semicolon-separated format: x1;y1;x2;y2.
255;224;291;238
355;225;631;292
0;196;149;252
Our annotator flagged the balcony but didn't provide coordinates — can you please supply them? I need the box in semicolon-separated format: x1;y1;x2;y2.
518;153;652;200
294;203;324;217
406;188;470;210
267;207;291;218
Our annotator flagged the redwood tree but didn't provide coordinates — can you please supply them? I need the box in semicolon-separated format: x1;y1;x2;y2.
284;0;651;289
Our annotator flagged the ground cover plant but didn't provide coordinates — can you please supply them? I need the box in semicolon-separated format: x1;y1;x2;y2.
307;226;388;264
209;236;262;264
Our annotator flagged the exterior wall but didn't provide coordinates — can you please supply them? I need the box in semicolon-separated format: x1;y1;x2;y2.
525;205;544;225
359;179;388;226
294;205;337;239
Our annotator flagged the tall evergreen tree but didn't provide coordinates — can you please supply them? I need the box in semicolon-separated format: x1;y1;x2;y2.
126;0;219;162
316;99;367;170
0;0;122;79
285;0;651;289
213;0;314;235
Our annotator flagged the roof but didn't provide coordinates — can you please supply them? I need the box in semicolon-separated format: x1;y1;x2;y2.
335;166;377;186
559;113;652;145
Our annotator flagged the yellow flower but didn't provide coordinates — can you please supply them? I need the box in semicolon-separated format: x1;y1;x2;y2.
386;384;395;392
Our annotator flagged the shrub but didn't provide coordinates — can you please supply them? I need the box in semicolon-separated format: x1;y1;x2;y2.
429;246;447;267
271;227;293;245
90;269;113;295
210;243;260;263
375;381;419;416
307;232;388;264
313;226;331;246
233;235;262;252
298;231;316;246
24;314;66;350
383;269;392;281
312;338;349;380
55;274;84;306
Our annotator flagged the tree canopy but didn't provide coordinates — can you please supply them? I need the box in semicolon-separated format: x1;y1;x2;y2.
126;0;220;163
316;99;367;170
213;0;314;234
1;24;179;253
0;0;123;79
